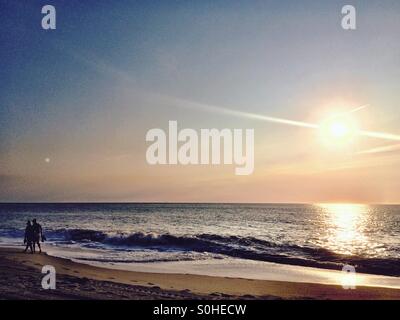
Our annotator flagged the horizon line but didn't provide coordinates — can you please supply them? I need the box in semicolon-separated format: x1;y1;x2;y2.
0;201;399;206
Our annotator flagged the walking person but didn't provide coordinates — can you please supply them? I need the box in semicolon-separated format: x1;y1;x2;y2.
23;220;34;254
32;219;43;253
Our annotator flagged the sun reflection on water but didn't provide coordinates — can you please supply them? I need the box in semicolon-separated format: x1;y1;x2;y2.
317;203;370;256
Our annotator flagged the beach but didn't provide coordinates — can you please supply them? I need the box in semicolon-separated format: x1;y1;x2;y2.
1;248;400;300
2;0;400;306
1;203;400;300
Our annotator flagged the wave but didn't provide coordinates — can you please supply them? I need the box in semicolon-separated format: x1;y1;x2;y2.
44;228;400;277
59;229;107;242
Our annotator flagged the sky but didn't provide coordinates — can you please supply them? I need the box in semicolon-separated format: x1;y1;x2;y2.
1;0;400;203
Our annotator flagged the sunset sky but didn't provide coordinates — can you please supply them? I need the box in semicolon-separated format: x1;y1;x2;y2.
1;0;400;203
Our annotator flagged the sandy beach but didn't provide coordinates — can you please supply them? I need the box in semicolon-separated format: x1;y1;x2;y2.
1;248;400;300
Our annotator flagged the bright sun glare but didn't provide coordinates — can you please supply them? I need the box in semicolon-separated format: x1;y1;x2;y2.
319;114;358;147
329;121;350;138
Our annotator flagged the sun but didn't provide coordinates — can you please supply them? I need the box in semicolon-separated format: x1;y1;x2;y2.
328;121;350;138
319;114;358;147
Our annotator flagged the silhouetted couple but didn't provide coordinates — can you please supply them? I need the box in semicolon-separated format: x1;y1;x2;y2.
24;219;44;254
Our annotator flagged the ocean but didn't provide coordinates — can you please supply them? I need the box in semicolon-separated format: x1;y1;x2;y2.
0;203;399;277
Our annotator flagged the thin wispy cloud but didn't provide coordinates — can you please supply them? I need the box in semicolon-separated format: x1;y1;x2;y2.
357;143;400;155
68;48;400;144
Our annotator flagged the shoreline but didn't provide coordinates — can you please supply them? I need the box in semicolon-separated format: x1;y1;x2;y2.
1;248;400;300
42;244;400;289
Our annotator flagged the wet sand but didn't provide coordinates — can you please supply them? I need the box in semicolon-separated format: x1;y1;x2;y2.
1;248;400;300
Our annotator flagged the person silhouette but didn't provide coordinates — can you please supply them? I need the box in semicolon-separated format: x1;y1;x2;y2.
32;219;43;253
23;220;34;254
